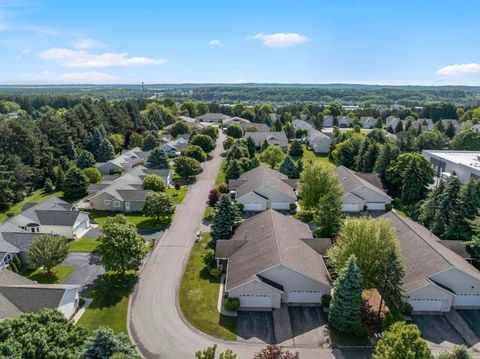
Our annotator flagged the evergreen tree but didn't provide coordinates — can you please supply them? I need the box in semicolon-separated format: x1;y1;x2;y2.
354;138;371;172
246;136;256;158
44;178;54;193
63;166;89;199
374;143;399;176
66;137;78;160
76;149;96;169
433;175;461;236
261;139;269;151
328;255;363;333
313;188;343;238
211;194;241;241
54;166;65;191
387;125;394;134
279;156;297;179
289;140;303;157
147;147;169;169
445;179;480;240
295;159;303;179
437;119;445;133
419;181;444;229
80;327;135;359
225;159;242;180
0;164;16;210
90;126;105;152
445;122;456;139
401;159;432;205
377;248;405;317
142;133;160;151
96;138;115;162
394;120;404;133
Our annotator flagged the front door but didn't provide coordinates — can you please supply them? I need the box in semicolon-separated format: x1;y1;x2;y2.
125;202;131;211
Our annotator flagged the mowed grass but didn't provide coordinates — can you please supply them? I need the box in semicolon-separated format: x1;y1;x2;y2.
166;186;188;205
26;265;74;284
179;233;237;341
0;189;64;223
78;272;137;334
68;238;100;252
90;211;172;230
294;144;335;170
215;159;227;187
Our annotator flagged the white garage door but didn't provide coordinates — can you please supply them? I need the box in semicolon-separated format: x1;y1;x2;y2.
366;202;386;210
239;295;272;308
408;299;443;312
271;202;290;210
244;203;263;211
342;203;361;212
454;294;480;307
74;220;89;236
288;291;322;303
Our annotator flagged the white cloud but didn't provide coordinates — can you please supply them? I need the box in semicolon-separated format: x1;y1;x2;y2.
15;48;30;60
436;63;480;76
73;38;106;49
209;39;223;46
40;47;166;68
248;32;309;47
21;70;119;84
235;79;247;83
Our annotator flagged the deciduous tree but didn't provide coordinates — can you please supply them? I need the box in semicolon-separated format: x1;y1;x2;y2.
174;156;202;178
143;174;167;192
28;235;68;274
143;192;175;221
259;146;284;169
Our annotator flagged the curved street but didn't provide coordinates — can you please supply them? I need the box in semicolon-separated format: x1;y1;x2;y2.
129;134;365;359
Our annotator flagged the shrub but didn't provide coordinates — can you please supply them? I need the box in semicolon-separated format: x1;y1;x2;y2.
6;211;14;218
208;188;221;207
289;203;297;212
209;268;222;278
174;182;181;191
203;251;215;268
321;294;332;308
402;302;413;316
218;183;229;194
110;168;123;175
79;297;86;307
236;203;244;212
385;203;393;212
44;178;55;193
224;297;240;311
8;261;18;273
351;322;369;338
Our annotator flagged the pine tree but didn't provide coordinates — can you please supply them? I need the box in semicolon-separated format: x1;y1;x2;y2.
445;122;456;139
142;133;160;151
279;156;297;179
76;149;96;169
80;327;135;359
328;255;363;333
261;139;269;151
295;159;303;179
445;179;480;240
419;181;444;229
225;159;242;180
44;178;54;193
66;137;78;160
387;125;394;134
433;175;461;236
90;126;105;152
289;140;303;157
362;142;380;172
211;194;241;241
63;166;89;199
374;143;399;176
437;119;445;133
55;166;65;191
96;138;115;162
377;248;405;317
246;136;256;158
401;159;432;205
313;188;343;238
147;147;169;169
394;121;404;133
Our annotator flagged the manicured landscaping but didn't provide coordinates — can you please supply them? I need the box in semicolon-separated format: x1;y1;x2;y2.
89;211;172;230
203;206;215;220
166;186;188;205
215;159;227;187
0;189;64;223
26;265;74;284
77;272;137;334
68;238;100;252
179;232;237;341
294;144;335;170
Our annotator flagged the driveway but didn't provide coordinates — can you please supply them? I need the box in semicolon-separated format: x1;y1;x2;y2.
289;306;330;347
237;311;275;344
413;315;466;349
457;309;480;337
62;252;104;294
129;134;340;359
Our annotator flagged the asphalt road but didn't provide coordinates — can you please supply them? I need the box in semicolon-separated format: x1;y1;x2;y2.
129;134;367;359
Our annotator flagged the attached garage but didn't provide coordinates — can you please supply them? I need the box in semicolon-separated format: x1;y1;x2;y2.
287;290;322;304
454;294;480;307
271;202;290;210
408;299;443;312
239;295;272;309
244;203;263;211
342;203;362;212
74;220;89;236
365;202;386;210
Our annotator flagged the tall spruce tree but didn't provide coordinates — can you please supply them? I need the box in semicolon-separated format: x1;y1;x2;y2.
76;149;96;169
445;179;480;240
374;143;399;176
401;159;432;205
63;166;89;199
313;188;343;238
419;181;445;229
142;133;160;151
66;137;78;160
245;136;256;158
146;147;169;169
96;138;115;162
328;255;363;333
279;156;297;179
433;175;461;236
211;194;241;241
377;248;405;317
394;120;404;133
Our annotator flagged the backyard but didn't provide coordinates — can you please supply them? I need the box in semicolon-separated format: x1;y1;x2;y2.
179;232;237;341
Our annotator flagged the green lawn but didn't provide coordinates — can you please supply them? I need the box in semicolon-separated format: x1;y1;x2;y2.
203;206;216;220
77;272;137;334
26;265;74;284
293;145;335;170
215;159;227;187
166;186;188;205
89;211;172;230
0;189;64;223
179;233;237;341
68;238;100;252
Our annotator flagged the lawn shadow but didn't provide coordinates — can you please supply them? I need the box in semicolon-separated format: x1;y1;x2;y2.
87;272;138;309
28;270;59;284
199;265;222;284
136;216;172;230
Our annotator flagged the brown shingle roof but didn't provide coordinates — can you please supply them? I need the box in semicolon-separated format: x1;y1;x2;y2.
335;166;392;200
221;210;330;290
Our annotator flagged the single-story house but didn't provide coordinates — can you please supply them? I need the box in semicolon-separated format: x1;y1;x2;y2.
323;116;334;127
360;116;377;129
386;116;401;129
216;209;332;310
196;112;231;123
163;116;205;134
7;197;90;239
160;137;188;157
438;119;460;133
222;116;251;127
411;118;434;131
0;268;80;320
96;147;148;175
335;166;392;212
382;212;480;312
337;116;353;128
307;129;331;154
292;119;314;132
245;131;288;151
228;166;297;212
87;165;173;212
241;122;270;132
0;222;44;269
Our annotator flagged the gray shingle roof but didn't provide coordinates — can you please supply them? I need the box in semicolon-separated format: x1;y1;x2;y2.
8;197;78;227
196;113;230;122
0;232;44;252
116;190;149;201
35;210;83;226
335;166;392;200
246;132;288;148
381;212;480;292
219;209;330;290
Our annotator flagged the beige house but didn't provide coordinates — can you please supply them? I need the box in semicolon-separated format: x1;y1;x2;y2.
228;166;297;212
216;210;331;309
307;129;331;154
335;166;392;212
382;212;480;312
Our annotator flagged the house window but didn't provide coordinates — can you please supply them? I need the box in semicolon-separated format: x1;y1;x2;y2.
104;200;111;206
113;201;121;208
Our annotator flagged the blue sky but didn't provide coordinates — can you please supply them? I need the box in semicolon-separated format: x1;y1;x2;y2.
1;0;480;85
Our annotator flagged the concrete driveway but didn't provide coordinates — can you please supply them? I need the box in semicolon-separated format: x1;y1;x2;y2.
289;306;330;347
62;252;104;294
413;315;466;349
237;311;275;344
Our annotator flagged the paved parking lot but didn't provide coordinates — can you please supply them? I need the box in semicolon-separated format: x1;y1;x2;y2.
237;311;275;343
413;315;466;348
289;306;330;347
